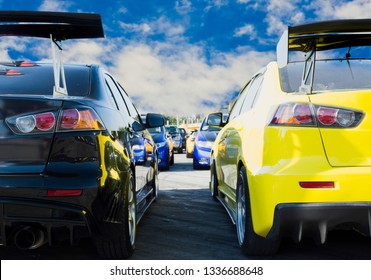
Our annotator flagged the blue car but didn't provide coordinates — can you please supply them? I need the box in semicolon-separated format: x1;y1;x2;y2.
193;117;222;169
148;126;174;170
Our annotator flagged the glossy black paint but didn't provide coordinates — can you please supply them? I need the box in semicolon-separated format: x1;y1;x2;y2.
0;63;158;256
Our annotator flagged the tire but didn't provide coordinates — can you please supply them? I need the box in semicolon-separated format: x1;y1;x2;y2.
193;157;199;170
210;158;218;200
178;148;183;154
170;151;174;165
95;172;137;259
186;151;192;158
152;161;159;200
236;166;280;256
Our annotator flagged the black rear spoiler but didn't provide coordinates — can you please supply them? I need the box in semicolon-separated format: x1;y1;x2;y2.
0;11;104;40
276;19;371;94
0;11;104;98
277;19;371;68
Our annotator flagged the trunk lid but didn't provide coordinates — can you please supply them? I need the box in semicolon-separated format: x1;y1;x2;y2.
310;90;371;167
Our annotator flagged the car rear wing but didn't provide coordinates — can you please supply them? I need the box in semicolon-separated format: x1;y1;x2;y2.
0;11;104;97
277;19;371;93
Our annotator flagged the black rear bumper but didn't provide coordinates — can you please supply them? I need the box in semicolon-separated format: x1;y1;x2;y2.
0;197;94;246
267;203;371;244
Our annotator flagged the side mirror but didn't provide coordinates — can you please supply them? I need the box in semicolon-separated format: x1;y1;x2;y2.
132;120;144;132
206;112;227;127
146;113;165;128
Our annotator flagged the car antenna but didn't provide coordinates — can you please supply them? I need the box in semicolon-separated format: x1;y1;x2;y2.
51;35;68;98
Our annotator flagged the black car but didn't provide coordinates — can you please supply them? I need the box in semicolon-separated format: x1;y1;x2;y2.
0;11;163;259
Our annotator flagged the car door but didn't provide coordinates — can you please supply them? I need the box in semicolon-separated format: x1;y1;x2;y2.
219;73;264;193
104;74;148;192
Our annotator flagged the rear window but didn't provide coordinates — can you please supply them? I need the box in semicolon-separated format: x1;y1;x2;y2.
280;46;371;93
0;63;90;96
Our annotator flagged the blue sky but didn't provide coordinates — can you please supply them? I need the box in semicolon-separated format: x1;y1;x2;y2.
0;0;370;115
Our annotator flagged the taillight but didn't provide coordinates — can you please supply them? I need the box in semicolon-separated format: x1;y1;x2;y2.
6;107;105;135
57;107;105;131
14;112;56;134
270;103;315;126
270;103;363;128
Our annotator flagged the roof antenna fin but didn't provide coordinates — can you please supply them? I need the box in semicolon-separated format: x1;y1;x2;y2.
51;34;68;98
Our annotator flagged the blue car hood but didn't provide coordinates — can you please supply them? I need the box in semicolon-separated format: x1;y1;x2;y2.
151;134;165;143
196;131;219;142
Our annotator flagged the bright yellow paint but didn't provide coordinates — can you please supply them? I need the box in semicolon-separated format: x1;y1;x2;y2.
213;61;371;238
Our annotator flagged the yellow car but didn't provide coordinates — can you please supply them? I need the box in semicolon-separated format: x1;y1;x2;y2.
209;19;371;256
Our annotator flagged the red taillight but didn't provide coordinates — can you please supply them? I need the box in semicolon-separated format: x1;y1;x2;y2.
299;182;335;189
317;107;337;126
35;112;55;131
7;107;105;135
47;189;83;197
270;103;363;128
293;104;313;124
58;108;104;131
61;109;80;129
270;103;315;126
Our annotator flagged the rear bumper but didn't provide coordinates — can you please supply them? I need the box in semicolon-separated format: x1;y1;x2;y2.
267;203;371;243
0;197;93;246
249;163;371;240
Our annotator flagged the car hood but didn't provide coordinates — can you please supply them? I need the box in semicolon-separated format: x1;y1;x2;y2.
196;130;219;142
151;133;165;143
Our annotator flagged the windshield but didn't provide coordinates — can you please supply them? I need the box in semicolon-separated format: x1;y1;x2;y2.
200;119;221;132
166;126;179;134
281;46;371;93
148;126;163;134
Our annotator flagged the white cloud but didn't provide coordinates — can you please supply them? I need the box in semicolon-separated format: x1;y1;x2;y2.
120;22;152;34
38;0;72;11
311;0;371;19
110;42;274;115
234;24;257;39
120;16;185;39
175;0;193;15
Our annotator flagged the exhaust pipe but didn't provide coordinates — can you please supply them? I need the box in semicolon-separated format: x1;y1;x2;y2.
14;226;47;250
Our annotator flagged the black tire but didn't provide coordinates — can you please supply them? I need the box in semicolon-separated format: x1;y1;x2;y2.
236;166;280;256
178;148;183;154
210;158;218;200
152;161;159;200
186;151;193;158
170;151;174;165
193;157;199;170
95;172;137;259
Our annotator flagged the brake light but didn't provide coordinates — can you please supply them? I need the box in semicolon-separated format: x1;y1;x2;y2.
270;103;363;128
35;112;55;131
15;112;56;133
270;103;315;126
317;107;337;126
58;108;104;131
7;107;105;135
61;109;79;129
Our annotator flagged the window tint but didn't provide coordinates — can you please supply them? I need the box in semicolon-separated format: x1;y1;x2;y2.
239;74;264;114
0;64;90;96
105;74;130;118
117;84;141;122
228;81;251;120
